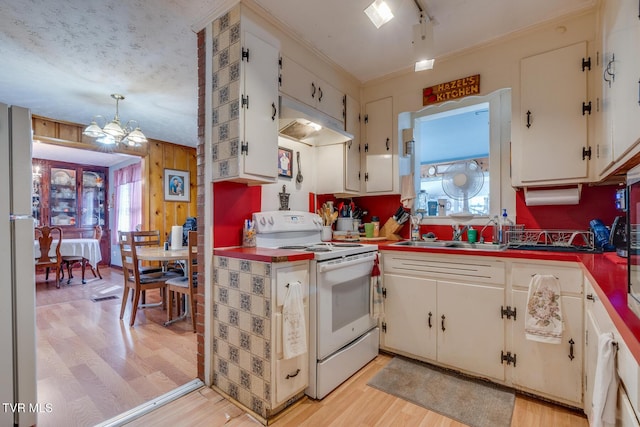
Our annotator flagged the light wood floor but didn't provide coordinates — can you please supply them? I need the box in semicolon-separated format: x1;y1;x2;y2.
35;267;197;427
130;353;588;427
35;268;588;427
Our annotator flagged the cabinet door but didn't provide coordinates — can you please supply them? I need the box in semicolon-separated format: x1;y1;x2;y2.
511;291;583;405
345;95;361;193
315;78;345;123
519;42;589;183
437;281;505;381
364;97;394;193
50;167;77;226
584;307;601;422
382;273;437;360
609;27;640;162
279;56;316;107
242;31;279;179
81;170;106;227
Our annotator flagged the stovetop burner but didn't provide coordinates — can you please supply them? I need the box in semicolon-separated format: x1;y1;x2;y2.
306;247;332;252
278;245;309;250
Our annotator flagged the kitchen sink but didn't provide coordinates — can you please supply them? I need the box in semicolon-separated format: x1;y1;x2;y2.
391;240;508;251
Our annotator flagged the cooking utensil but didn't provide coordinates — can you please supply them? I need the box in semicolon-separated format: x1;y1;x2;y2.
296;151;303;183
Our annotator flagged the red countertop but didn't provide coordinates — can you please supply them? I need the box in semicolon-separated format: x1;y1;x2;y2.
213;246;315;263
379;242;640;364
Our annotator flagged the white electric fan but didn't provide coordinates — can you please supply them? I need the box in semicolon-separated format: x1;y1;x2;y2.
441;160;485;222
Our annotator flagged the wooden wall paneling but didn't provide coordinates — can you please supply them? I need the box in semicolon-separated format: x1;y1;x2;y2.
148;141;166;241
58;123;81;142
33;117;57;138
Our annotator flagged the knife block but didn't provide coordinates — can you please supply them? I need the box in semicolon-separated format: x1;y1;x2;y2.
380;217;404;240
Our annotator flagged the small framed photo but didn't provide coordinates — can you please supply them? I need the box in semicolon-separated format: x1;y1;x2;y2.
278;147;293;178
164;169;190;202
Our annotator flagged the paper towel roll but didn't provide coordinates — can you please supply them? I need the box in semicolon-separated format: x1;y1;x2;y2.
524;186;581;206
171;225;183;249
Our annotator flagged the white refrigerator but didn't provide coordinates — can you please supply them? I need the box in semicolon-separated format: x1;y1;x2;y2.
0;102;38;426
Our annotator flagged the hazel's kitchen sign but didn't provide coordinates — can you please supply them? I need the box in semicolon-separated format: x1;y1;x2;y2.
423;74;480;106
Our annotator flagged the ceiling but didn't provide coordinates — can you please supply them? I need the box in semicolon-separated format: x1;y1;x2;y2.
0;0;596;152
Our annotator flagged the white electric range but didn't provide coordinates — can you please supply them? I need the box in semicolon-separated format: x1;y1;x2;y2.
253;211;380;399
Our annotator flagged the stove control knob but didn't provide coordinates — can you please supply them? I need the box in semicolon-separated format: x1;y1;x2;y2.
268;216;274;225
259;217;266;225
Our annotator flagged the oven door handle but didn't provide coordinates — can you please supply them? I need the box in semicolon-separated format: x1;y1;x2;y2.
317;254;376;273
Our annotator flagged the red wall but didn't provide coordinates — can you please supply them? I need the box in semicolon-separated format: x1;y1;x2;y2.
213;181;262;247
214;183;622;246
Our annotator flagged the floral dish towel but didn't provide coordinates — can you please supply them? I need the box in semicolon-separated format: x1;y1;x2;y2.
525;274;563;344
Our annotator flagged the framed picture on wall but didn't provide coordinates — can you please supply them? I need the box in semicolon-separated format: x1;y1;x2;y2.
164;169;190;202
278;147;293;178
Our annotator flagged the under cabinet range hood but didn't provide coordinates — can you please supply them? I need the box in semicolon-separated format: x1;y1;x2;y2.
279;96;353;146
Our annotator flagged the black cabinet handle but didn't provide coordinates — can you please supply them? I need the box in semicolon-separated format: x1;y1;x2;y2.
637;79;640;106
385;138;390;151
428;312;432;328
311;82;316;99
586;293;595;301
286;368;301;379
568;338;575;361
441;314;446;332
318;87;323;102
526;110;532;128
271;102;277;121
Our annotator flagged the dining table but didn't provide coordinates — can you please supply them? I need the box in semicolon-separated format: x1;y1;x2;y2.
136;246;189;262
135;245;192;326
34;238;102;269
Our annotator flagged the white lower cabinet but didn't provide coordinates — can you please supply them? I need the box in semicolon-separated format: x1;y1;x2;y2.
510;291;583;405
381;252;506;381
584;278;640;426
507;261;584;407
273;262;309;407
380;251;600;410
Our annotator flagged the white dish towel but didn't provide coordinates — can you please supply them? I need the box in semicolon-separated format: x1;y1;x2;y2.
283;281;307;359
592;332;617;427
524;274;563;343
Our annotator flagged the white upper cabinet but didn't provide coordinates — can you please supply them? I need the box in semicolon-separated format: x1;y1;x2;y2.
597;0;640;178
364;97;395;193
240;30;280;180
344;94;361;193
515;41;591;186
210;10;280;184
279;56;345;124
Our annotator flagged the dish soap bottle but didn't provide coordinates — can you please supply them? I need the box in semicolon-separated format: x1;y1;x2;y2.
499;209;514;244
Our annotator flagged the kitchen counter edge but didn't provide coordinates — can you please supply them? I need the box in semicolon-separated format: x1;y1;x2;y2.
213;246;315;263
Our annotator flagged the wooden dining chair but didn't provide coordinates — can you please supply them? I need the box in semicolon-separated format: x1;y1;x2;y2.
132;229;164;275
35;226;63;288
61;225;103;284
165;231;198;332
118;231;168;326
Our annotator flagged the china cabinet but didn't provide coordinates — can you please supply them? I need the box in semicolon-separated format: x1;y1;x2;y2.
33;159;110;265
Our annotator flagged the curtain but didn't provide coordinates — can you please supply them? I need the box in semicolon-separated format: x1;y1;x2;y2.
113;162;142;244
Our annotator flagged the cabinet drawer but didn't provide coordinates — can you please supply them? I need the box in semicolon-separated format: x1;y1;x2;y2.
382;252;505;285
276;354;308;404
511;262;582;294
275;263;309;308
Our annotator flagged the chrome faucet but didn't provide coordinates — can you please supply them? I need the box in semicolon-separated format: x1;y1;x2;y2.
452;224;469;241
479;215;499;243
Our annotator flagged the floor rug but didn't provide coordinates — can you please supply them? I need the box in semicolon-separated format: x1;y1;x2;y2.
368;357;514;427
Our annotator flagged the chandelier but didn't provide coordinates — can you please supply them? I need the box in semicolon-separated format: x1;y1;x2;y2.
83;94;148;147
